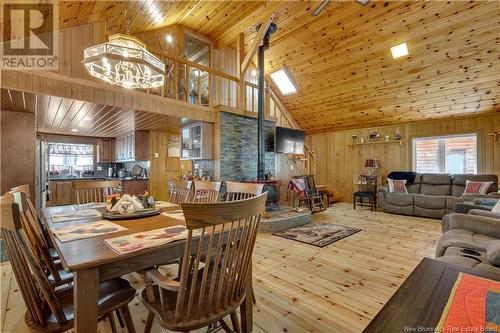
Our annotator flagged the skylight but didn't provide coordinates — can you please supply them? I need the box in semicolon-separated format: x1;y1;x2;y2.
270;69;297;95
390;42;409;59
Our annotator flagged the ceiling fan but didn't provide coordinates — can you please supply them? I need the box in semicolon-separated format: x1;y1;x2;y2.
312;0;370;17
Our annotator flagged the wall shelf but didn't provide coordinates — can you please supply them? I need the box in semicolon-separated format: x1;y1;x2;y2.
348;139;406;148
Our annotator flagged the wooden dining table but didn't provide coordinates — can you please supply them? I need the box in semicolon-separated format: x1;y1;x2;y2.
41;203;254;333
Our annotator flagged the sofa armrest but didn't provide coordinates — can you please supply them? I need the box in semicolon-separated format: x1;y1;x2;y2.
445;213;500;238
453;202;492;214
486;240;500;267
473;197;499;206
469;209;500;220
378;187;388;195
377;187;388;209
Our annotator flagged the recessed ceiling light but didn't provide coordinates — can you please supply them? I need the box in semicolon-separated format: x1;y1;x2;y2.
71;128;79;132
166;34;173;43
390;42;409;59
270;69;297;95
83;116;91;121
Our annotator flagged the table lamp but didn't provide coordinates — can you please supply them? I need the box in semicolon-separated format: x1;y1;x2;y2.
365;159;380;176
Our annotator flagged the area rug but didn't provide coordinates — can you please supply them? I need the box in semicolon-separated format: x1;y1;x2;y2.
272;222;361;247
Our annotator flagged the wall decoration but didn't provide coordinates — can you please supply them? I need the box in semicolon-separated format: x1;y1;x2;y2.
167;135;181;157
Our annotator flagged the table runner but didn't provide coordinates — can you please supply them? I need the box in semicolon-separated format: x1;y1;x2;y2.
436;273;500;333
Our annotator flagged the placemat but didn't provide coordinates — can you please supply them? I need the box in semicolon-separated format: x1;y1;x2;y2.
436;273;500;333
75;202;107;210
104;225;189;255
51;221;127;242
161;210;185;222
51;209;102;223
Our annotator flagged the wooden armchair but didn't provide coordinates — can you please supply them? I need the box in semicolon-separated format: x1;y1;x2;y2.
225;181;264;201
9;186;72;286
140;193;267;333
0;192;136;332
72;180;121;204
193;180;222;203
168;179;193;204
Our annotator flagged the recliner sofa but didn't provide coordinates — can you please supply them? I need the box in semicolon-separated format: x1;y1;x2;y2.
378;173;498;219
435;210;500;274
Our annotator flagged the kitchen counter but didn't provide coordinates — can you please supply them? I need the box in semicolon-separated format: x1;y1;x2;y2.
49;177;149;181
47;178;149;206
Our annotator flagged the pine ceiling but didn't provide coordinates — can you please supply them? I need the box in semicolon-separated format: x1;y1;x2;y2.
21;1;500;132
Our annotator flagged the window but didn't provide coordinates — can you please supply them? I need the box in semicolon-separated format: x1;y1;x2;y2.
412;134;477;174
48;143;94;177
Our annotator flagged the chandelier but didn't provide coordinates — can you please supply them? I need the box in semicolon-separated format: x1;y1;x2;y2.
83;34;165;89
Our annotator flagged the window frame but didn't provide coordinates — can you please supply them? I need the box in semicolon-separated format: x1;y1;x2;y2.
411;133;478;174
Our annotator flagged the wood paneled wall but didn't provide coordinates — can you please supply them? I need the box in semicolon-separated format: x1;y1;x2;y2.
0;110;36;198
307;114;500;203
148;130;191;201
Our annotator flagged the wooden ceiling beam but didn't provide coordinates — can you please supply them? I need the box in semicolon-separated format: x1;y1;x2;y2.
240;12;276;76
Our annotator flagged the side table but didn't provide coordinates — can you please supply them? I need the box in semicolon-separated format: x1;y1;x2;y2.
353;191;377;210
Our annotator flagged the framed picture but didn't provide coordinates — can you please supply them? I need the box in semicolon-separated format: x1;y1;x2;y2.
167;135;180;157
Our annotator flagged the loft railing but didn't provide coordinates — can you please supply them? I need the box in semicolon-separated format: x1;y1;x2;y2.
135;47;316;174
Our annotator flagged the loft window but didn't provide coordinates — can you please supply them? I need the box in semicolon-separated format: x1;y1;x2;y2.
184;34;209;66
412;134;477;174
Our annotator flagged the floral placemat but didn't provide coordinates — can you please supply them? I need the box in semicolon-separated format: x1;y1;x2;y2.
104;225;189;255
51;209;102;223
51;221;127;242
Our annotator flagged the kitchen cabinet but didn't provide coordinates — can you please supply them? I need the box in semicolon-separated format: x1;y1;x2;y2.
181;122;214;160
48;181;73;206
114;131;149;162
98;138;114;162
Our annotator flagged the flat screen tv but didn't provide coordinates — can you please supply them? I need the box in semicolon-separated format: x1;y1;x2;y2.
275;126;305;154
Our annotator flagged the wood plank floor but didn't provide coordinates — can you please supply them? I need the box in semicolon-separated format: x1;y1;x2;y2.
0;204;441;332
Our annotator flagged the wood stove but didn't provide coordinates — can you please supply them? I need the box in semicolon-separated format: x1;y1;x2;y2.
244;179;281;211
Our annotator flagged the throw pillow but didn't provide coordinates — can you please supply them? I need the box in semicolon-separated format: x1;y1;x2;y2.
388;178;407;193
491;199;500;213
463;180;493;195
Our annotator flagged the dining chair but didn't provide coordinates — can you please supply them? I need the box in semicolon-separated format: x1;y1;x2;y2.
168;179;193;204
9;186;72;286
192;180;222;203
140;193;267;333
73;180;121;204
225;181;264;201
0;192;137;333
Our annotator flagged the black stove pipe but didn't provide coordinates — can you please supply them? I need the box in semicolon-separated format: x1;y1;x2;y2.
257;23;277;181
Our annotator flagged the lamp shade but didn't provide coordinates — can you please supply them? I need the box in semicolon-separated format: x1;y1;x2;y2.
365;159;380;168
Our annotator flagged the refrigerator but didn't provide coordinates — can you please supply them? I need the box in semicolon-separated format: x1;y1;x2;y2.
35;137;48;213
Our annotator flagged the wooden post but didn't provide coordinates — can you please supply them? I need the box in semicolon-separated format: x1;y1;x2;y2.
237;33;246;110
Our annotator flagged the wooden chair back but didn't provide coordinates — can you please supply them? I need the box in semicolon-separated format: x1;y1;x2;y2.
9;187;62;282
192;181;222;203
168;179;193;204
169;193;267;325
73;180;121;204
0;193;67;328
225;181;264;201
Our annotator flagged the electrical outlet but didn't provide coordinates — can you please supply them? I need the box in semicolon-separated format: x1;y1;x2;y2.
154;152;159;158
290;165;294;170
96;166;103;171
